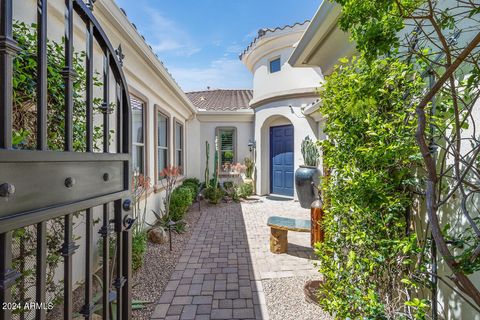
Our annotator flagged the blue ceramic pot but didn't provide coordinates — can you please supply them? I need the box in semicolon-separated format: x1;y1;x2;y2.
295;166;320;209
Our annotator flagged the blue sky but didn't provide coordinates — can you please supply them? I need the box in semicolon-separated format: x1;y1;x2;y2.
115;0;321;92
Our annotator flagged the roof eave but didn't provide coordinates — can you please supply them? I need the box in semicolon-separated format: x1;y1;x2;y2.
288;1;356;74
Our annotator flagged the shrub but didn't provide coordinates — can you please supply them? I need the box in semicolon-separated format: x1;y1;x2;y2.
182;181;199;196
316;56;426;318
223;181;234;190
223;181;240;203
183;177;200;186
169;186;194;222
132;231;147;271
204;186;224;204
237;183;253;199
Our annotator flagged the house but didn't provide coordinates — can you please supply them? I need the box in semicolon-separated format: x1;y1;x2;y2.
187;21;325;199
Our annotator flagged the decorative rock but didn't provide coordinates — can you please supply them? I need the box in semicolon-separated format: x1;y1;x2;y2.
148;227;168;244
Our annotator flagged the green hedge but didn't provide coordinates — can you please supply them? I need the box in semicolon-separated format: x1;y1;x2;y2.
169;186;194;222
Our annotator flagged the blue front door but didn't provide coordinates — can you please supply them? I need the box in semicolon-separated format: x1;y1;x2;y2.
270;125;294;197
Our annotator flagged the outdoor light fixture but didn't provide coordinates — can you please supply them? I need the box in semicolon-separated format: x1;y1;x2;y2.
248;139;256;152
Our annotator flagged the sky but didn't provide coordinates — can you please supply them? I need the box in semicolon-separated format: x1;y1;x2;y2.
115;0;321;92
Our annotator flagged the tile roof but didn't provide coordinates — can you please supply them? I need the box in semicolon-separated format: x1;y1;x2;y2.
240;20;310;60
186;89;253;111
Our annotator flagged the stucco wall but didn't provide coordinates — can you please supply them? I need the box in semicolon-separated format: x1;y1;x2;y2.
13;0;194;297
196;116;254;183
254;97;320;198
251;44;323;101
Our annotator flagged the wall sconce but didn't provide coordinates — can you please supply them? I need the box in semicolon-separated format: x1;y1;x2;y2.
248;139;256;152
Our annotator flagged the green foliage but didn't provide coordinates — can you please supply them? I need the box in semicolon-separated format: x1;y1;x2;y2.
182;180;199;197
183;177;200;186
132;231;147;271
223;181;234;190
317;55;428;318
205;141;210;185
213;138;220;188
301;136;319;167
204;186;225;204
222;181;240;202
244;157;254;179
237;183;253;199
169;186;194;222
12;21;104;150
9;21;106;314
335;0;424;61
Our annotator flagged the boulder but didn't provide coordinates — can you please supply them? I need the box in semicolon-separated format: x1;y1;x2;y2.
148;227;167;244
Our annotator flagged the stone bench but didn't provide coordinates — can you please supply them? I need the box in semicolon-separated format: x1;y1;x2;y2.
267;216;311;254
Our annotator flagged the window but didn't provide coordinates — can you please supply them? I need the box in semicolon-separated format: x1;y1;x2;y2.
131;96;145;175
156;110;169;180
269;57;281;73
175;121;183;169
217;128;236;167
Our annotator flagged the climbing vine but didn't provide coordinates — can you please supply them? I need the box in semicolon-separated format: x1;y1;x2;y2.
317;56;428;318
11;21;105;315
318;0;480;317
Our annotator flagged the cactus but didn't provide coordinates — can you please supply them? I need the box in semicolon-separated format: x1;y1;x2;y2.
213;136;219;188
301;136;320;167
204;141;210;186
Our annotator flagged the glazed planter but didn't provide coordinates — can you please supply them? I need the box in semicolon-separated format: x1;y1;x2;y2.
295;165;320;209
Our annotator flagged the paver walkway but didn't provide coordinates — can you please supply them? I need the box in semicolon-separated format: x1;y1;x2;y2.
151;196;318;320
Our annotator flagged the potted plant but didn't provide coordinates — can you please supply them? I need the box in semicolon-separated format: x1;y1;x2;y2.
295;136;320;208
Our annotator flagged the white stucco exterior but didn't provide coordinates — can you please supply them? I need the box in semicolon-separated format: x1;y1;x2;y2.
187;112;255;182
240;21;324;198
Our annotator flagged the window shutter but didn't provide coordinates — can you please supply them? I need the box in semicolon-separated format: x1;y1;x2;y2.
219;129;235;166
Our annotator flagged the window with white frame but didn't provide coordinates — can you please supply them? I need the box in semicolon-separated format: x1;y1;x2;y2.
175;121;183;169
131;96;145;175
156;110;169;180
217;127;236;168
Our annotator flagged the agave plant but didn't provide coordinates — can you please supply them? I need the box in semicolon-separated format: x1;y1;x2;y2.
301;136;320;167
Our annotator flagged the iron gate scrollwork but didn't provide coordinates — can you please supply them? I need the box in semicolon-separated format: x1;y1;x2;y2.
0;0;132;319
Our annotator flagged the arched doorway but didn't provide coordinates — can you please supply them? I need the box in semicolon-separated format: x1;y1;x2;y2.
270;125;294;196
258;115;295;197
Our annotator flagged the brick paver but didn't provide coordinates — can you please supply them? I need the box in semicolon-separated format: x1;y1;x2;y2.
151;196;317;320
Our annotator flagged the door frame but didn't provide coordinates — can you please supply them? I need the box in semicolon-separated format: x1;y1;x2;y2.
269;124;294;197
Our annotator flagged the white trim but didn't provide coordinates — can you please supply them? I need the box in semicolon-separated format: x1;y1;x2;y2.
288;1;356;74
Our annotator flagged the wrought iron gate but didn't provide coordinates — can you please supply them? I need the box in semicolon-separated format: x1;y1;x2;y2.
0;0;132;319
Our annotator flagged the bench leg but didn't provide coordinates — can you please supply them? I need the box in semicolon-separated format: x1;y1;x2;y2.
270;228;288;254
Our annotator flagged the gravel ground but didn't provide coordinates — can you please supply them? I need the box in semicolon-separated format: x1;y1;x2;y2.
263;276;332;320
131;202;202;320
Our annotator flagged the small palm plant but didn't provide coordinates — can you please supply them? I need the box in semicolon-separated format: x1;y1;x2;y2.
301;136;320;167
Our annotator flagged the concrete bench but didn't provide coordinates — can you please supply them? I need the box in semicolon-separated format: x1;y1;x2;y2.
267;216;311;254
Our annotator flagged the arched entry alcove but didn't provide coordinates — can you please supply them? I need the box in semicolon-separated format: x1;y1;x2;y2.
258;115;295;196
